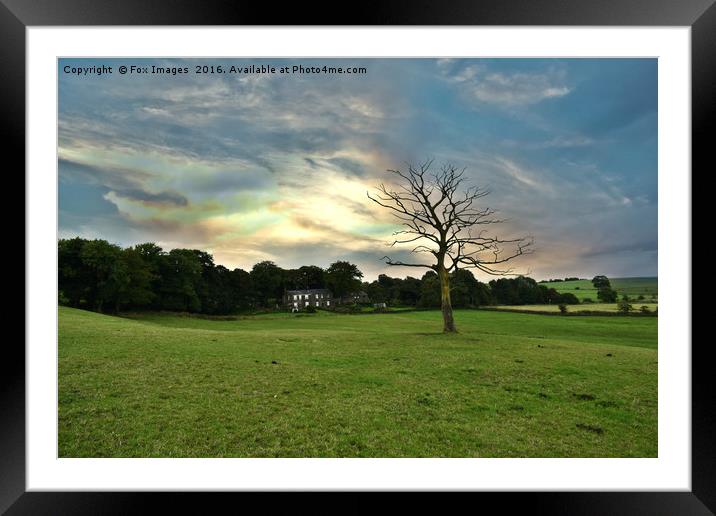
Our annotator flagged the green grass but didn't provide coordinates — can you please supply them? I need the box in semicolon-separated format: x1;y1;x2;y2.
58;306;657;458
493;303;658;314
540;277;658;303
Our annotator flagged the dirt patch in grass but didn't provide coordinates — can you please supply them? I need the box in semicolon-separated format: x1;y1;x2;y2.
576;423;604;434
574;393;596;401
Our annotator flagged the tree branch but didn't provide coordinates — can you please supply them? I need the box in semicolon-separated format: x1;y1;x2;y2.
369;160;532;278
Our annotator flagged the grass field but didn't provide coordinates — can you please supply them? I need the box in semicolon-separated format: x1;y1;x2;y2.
493;303;658;314
539;277;658;303
58;306;657;458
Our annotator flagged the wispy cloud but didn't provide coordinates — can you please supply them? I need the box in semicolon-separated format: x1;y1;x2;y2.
439;62;571;107
500;135;596;150
492;156;546;191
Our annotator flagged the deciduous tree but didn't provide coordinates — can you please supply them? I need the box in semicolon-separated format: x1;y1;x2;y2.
326;261;363;301
368;160;532;332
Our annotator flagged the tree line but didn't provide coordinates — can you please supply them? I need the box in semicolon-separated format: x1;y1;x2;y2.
58;237;363;314
58;237;580;315
367;272;578;308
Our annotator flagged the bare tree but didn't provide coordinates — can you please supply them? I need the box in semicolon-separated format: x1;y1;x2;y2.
368;159;533;333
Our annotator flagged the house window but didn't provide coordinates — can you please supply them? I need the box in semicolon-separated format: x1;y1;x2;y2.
293;302;297;307
327;300;330;306
305;301;309;306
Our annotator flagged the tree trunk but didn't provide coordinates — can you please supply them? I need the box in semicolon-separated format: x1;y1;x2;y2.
438;266;457;333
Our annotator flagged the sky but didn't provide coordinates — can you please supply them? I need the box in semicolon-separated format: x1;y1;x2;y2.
58;58;658;281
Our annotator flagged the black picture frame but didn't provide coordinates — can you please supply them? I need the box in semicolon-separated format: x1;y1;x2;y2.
3;0;710;513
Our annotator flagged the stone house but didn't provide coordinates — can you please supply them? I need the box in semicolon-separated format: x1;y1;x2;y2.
284;289;333;310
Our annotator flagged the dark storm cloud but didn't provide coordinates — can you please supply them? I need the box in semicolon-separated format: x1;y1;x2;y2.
119;189;188;207
59;159;189;207
325;157;366;177
581;239;658;259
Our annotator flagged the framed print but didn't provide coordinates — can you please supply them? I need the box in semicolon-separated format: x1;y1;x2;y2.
4;0;712;512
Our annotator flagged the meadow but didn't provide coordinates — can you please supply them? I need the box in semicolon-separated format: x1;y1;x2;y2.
492;303;658;314
58;306;657;458
539;277;658;303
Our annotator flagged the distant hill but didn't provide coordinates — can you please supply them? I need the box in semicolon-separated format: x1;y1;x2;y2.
539;277;658;303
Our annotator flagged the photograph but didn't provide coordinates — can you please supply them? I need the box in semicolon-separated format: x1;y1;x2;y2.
57;57;658;458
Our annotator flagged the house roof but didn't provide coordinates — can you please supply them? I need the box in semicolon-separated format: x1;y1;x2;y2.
285;289;332;295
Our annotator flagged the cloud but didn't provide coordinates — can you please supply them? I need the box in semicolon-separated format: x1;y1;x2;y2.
59;158;148;188
440;62;571;107
492;156;545;191
112;188;188;207
59;158;189;208
325;157;366;177
301;156;367;178
176;168;274;195
500;135;596;150
580;239;658;259
59;60;402;173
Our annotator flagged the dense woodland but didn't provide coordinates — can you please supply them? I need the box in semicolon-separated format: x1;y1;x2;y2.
58;237;580;314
